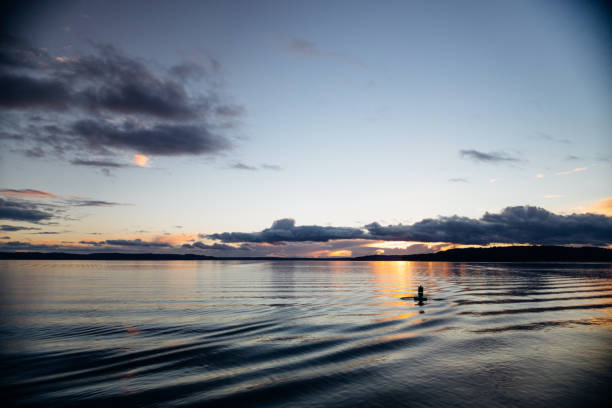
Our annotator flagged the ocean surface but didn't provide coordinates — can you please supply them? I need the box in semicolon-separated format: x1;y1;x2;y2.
1;260;611;407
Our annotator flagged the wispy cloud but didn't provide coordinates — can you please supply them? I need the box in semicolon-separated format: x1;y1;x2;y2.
286;37;366;67
0;189;57;198
448;178;468;183
1;224;40;231
460;149;520;164
535;132;571;144
67;199;121;207
230;162;258;171
556;167;587;176
70;159;128;168
261;164;282;171
229;162;282;171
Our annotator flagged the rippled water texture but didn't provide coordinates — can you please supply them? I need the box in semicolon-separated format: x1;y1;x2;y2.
1;261;611;407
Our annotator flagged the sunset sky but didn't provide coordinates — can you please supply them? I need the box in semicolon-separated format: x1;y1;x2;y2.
1;0;611;257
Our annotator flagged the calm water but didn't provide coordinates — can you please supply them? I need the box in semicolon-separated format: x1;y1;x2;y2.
1;261;611;407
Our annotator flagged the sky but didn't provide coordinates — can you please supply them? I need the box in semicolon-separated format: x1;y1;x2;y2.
1;0;611;257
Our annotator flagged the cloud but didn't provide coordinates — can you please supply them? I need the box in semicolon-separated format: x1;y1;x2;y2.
169;61;207;81
448;178;468;182
0;35;241;166
0;74;70;110
230;162;282;171
208;218;367;243
182;241;251;251
565;155;580;161
70;119;231;156
535;132;571;144
0;224;40;231
67;199;121;207
216;105;245;117
0;188;57;198
0;189;122;226
286;37;365;67
0;198;55;223
536;173;544;178
208;207;612;247
81;239;172;248
556;167;587;176
70;159;128;168
364;206;612;246
544;194;564;198
261;164;282;171
460;149;520;164
230;162;258;171
576;197;612;216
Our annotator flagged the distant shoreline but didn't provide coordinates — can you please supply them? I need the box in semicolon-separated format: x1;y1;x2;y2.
1;245;611;262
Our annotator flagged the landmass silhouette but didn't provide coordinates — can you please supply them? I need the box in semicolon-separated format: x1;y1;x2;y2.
1;245;611;261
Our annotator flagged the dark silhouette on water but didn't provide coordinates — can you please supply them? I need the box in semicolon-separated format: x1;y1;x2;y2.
414;285;428;302
400;285;428;304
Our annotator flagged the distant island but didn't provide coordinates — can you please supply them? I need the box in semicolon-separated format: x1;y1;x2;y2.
1;245;611;262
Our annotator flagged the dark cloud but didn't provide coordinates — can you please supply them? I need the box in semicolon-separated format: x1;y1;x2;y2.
365;206;612;246
208;218;366;243
0;32;52;69
460;149;520;163
104;239;171;247
182;241;251;251
71;119;231;156
216;105;245;117
70;159;128;168
1;224;40;231
81;239;172;248
287;38;319;55
0;198;55;223
79;240;104;246
230;162;258;171
53;44;200;119
68;199;121;207
207;207;612;247
0;35;240;165
565;155;580;161
0;74;70;110
0;241;66;251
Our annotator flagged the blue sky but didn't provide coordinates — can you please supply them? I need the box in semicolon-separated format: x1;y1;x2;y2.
1;0;611;256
